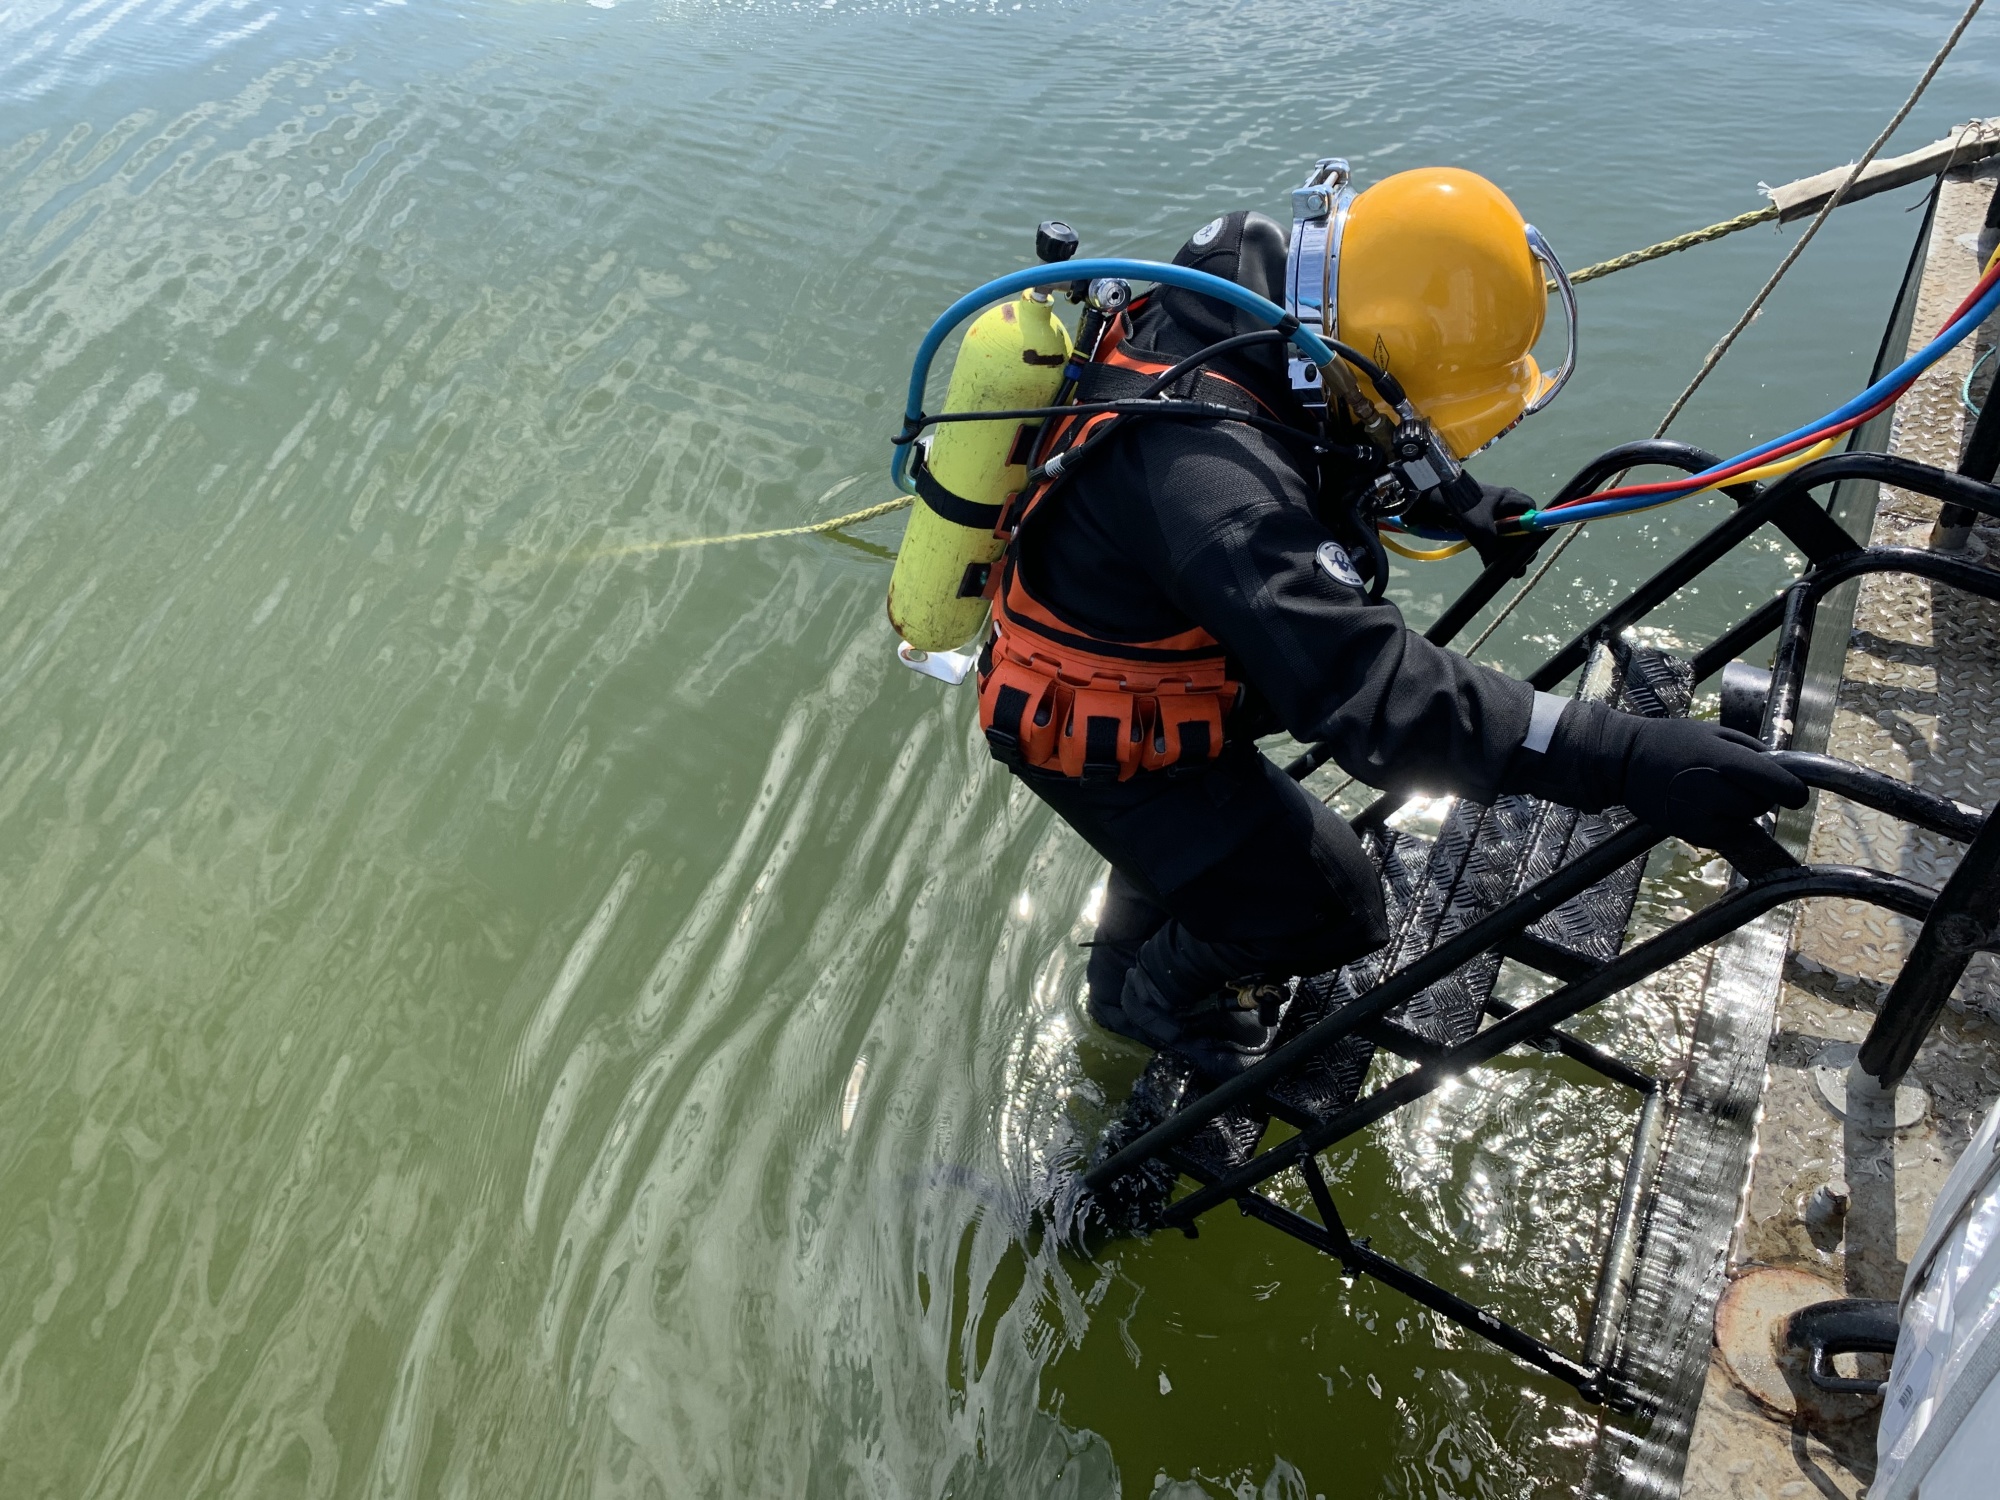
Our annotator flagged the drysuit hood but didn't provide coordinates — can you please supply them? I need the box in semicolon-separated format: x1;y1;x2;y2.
1156;210;1292;347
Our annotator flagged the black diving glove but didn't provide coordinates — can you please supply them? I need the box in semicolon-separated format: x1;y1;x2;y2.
1508;698;1808;848
1402;474;1534;573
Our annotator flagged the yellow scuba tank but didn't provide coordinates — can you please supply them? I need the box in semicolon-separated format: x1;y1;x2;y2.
887;294;1072;652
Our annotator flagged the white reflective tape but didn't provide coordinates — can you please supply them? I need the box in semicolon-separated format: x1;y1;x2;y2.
1523;691;1568;755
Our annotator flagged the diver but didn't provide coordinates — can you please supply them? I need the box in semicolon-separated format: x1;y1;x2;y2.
969;165;1807;1079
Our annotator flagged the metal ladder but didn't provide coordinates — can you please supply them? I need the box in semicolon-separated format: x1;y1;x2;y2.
1075;445;2000;1412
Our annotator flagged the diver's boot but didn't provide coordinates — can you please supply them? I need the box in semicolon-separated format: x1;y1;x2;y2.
1119;961;1291;1081
1171;979;1292;1080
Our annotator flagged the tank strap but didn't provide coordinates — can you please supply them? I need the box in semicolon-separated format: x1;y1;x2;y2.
912;446;1005;531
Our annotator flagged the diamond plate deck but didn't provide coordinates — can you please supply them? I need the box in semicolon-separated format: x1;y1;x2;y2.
1620;164;2000;1500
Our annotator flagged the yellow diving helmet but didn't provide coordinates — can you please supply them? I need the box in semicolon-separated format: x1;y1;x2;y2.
1285;160;1576;460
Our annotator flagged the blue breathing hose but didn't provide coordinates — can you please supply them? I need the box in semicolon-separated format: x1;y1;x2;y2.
893;259;1335;494
1530;270;2000;529
898;254;2000;530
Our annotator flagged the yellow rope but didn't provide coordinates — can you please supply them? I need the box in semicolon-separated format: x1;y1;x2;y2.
602;494;912;558
1564;205;1780;286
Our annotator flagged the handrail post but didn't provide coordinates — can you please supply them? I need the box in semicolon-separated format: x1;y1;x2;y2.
1934;347;2000;547
1857;804;2000;1085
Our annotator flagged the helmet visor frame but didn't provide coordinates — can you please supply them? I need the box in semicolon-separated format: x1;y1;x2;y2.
1284;159;1359;404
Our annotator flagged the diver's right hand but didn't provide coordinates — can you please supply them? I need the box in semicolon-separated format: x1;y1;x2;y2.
1549;701;1808;848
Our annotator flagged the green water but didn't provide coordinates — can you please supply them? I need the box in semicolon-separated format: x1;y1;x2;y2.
0;1;1994;1495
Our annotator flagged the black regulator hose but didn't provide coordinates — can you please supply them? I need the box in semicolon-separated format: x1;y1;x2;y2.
1133;328;1293;399
1128;324;1410;412
908;400;1316;447
1320;338;1408;409
1025;404;1324;491
1356;520;1390;602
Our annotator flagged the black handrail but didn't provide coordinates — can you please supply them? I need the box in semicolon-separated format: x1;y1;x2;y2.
1763;545;2000;749
1773;750;1986;842
1858;804;2000;1085
1530;453;2000;690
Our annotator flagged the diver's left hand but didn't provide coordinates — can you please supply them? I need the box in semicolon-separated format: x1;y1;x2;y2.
1404;478;1534;572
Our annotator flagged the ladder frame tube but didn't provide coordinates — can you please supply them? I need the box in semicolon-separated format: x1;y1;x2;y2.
1420;442;1744;654
1857;803;2000;1085
1181;1081;1657;1411
1584;1088;1670;1376
1774;750;1986;842
1762;545;2000;749
1525;452;2000;692
1479;994;1660;1093
1227;1182;1638;1407
1690;595;1788;684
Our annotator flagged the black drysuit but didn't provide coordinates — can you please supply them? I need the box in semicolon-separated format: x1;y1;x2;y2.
1005;211;1543;1051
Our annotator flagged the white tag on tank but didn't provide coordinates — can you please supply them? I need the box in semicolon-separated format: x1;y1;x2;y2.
1315;540;1365;589
1191;216;1224;247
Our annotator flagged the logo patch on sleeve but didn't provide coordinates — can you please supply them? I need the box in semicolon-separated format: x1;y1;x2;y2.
1315;540;1365;588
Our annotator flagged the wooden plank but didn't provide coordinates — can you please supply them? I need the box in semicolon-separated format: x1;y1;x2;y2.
1768;117;2000;222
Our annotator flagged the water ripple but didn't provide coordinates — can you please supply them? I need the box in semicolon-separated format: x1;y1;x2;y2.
0;0;1994;1495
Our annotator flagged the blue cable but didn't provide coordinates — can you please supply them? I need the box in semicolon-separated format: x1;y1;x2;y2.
893;260;1335;494
1530;272;2000;529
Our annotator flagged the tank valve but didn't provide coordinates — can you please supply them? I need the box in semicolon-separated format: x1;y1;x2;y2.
1035;220;1092;303
1086;278;1131;314
1035;220;1079;264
